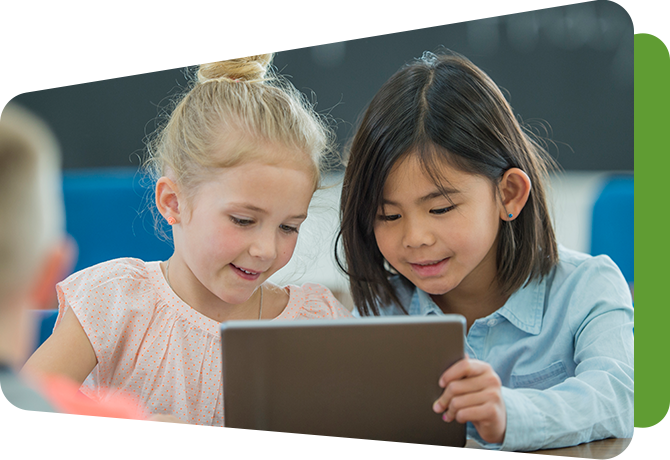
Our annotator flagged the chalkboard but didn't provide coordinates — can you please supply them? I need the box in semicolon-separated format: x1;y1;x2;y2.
0;0;635;170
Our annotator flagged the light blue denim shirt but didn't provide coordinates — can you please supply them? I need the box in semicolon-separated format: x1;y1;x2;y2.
368;245;634;451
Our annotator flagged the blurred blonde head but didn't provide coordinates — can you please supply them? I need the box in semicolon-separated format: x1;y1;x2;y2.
144;54;333;209
0;104;65;302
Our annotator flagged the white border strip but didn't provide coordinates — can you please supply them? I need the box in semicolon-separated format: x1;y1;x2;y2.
635;430;670;460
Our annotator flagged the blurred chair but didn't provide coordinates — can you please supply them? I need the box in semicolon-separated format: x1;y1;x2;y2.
590;174;634;285
63;167;173;273
31;168;173;352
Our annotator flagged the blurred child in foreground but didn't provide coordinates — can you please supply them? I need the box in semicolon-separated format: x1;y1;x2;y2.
0;103;178;422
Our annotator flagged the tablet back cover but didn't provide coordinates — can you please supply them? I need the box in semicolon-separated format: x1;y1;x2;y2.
221;316;466;446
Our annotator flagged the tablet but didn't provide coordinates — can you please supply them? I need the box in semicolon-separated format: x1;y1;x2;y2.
220;315;467;446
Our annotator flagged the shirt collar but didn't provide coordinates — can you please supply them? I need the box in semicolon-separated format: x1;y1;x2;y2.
496;275;547;335
410;288;443;316
409;274;548;335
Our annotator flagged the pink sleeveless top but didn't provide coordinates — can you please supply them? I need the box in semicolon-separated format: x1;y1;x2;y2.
55;258;352;425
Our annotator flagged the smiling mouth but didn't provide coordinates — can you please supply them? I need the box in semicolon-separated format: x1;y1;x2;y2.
409;258;449;277
230;264;261;276
411;259;446;266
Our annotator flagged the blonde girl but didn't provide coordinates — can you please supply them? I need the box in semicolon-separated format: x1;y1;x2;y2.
24;54;352;425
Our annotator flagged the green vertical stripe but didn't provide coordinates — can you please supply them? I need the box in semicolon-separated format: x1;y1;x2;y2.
635;33;670;428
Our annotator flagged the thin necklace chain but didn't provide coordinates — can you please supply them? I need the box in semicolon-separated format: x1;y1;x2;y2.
165;258;263;320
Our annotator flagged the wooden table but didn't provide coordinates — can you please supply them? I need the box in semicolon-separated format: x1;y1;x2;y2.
207;439;635;460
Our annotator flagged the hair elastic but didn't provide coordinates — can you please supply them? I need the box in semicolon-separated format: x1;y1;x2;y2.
167;216;177;225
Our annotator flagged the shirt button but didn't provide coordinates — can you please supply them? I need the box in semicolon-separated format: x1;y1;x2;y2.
487;318;497;327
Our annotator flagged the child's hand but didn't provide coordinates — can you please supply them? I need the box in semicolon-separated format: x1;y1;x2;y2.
149;414;207;460
432;357;506;445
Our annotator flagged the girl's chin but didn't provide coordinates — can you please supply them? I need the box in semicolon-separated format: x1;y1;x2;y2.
412;278;454;297
424;289;452;298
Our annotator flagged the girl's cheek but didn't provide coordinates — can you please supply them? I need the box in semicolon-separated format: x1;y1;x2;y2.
373;227;394;252
214;227;246;252
277;238;299;266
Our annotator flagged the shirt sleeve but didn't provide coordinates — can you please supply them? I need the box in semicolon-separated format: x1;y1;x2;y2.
485;256;634;451
54;259;154;394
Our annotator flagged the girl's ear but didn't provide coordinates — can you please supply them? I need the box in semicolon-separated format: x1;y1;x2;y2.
498;168;532;221
156;177;181;225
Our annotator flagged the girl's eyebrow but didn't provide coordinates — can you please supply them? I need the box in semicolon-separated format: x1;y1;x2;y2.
230;202;267;214
382;189;460;206
417;189;460;203
229;202;308;220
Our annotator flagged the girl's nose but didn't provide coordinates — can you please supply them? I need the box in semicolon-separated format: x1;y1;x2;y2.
402;219;436;248
249;231;277;261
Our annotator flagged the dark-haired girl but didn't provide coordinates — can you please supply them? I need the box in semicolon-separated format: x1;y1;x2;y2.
337;51;633;451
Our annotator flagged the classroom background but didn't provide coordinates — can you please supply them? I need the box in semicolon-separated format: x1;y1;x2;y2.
11;1;633;311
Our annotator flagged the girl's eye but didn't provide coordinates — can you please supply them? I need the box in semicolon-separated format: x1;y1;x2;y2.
378;214;401;222
431;205;456;215
231;216;254;226
279;224;299;234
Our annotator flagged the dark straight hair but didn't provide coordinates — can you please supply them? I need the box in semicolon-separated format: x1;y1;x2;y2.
336;51;559;316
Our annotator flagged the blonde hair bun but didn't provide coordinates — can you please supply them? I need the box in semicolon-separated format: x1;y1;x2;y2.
197;21;276;83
